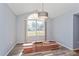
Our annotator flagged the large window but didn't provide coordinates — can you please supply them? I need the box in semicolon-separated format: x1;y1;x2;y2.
25;13;46;42
27;20;45;37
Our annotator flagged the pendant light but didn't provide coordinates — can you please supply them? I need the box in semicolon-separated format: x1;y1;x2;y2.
38;3;48;19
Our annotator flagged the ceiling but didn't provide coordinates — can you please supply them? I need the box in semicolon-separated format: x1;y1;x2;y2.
7;3;79;18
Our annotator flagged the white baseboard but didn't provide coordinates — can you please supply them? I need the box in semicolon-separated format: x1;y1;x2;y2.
56;41;73;50
5;42;17;56
73;48;79;50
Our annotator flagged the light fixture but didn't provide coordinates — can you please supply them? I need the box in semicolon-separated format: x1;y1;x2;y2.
38;3;48;19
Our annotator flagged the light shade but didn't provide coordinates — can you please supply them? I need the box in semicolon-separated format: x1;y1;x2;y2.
38;11;48;19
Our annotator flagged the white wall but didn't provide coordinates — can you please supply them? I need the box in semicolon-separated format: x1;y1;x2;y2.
52;12;73;50
0;4;16;56
47;18;53;41
16;13;28;43
51;8;79;50
16;13;53;43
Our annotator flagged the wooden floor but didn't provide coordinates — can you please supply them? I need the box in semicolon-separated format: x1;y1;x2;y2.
7;43;79;56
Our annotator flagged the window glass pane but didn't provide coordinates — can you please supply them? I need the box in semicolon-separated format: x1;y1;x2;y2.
37;20;45;36
27;20;36;36
27;20;45;37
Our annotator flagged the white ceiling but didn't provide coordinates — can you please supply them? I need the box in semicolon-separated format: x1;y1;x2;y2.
7;3;79;18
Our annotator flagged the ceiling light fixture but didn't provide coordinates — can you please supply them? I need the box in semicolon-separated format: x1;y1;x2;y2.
38;3;48;19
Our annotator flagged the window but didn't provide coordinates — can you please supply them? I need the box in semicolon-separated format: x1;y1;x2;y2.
25;13;46;42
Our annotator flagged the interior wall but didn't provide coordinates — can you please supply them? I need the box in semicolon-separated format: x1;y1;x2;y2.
47;19;53;41
16;13;53;43
0;4;16;56
51;8;79;50
16;13;28;43
52;12;73;50
73;15;79;49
